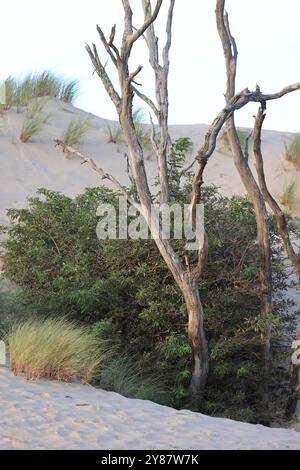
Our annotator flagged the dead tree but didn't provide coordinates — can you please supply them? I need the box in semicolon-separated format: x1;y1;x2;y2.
188;0;300;397
83;0;208;391
253;104;300;286
215;0;282;402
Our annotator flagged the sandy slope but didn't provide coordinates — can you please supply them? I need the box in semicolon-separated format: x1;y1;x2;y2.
0;98;299;226
0;367;299;450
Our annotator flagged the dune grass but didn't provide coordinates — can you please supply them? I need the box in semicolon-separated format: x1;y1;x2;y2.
285;136;300;169
105;122;123;145
61;118;90;148
3;72;78;109
6;318;105;383
279;178;299;213
99;355;170;405
20;100;51;143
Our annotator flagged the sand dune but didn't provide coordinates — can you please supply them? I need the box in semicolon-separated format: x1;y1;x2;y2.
0;98;299;226
0;366;299;450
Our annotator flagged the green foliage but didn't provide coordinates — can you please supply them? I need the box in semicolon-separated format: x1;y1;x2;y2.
2;71;78;109
6;318;105;382
167;137;193;199
285;135;300;169
0;178;293;421
99;355;169;404
61;118;89;148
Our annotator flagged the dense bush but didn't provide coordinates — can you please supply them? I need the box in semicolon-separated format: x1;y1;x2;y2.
1;138;296;422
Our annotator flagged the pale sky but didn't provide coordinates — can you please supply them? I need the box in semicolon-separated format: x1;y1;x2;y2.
1;0;300;132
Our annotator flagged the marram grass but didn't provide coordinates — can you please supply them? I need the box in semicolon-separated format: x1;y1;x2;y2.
6;318;105;383
61;118;89;147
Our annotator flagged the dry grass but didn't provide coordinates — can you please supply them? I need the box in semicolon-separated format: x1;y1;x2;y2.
105;122;123;146
285;136;300;169
279;178;299;213
6;318;105;383
20;100;51;143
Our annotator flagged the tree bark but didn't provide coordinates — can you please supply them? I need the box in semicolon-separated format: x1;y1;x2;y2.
216;0;273;402
84;1;209;390
253;104;300;286
181;277;208;391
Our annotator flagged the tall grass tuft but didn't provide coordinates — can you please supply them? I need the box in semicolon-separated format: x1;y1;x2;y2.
279;178;299;213
105;121;123;145
100;355;170;405
20;100;51;143
6;318;105;383
2;71;78;109
61;118;89;148
285;136;300;169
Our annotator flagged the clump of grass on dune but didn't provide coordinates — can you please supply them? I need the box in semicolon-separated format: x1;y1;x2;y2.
2;71;78;109
61;117;89;148
100;355;170;405
279;178;299;213
20;99;51;143
285;136;300;169
6;318;105;383
105;121;123;146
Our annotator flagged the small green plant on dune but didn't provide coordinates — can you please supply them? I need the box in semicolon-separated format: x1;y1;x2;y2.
285;135;300;169
61;118;90;148
105;121;123;146
6;318;105;382
279;178;299;213
20;101;51;143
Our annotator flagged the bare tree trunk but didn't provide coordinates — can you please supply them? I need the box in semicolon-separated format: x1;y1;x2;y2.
216;0;273;402
181;278;208;391
83;0;209;390
253;104;300;286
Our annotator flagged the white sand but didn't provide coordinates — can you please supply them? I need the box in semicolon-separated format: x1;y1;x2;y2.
0;98;299;226
0;367;299;450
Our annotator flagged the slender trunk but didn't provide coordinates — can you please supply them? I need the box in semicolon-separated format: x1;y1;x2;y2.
181;278;209;391
253;106;300;286
226;120;273;403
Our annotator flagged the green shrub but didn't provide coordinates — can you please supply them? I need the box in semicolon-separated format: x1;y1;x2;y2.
6;318;105;382
61;118;89;148
0;139;295;422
